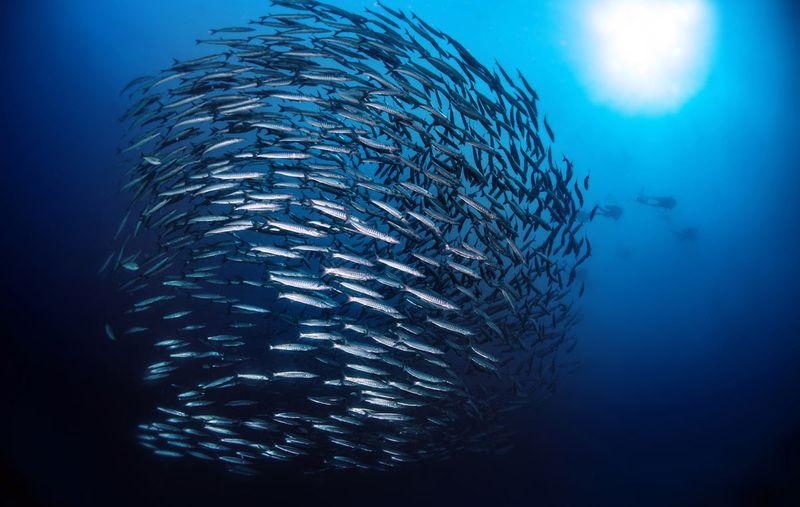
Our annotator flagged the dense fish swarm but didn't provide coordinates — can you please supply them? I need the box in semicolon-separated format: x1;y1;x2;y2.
105;0;590;474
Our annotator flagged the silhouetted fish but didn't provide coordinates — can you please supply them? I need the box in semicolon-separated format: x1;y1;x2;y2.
106;0;589;473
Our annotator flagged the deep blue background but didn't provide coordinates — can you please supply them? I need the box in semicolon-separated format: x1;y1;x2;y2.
2;1;799;506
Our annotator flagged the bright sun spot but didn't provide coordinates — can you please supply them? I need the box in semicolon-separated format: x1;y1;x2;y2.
582;0;714;114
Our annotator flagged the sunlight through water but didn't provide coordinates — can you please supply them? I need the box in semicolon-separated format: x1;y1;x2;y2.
580;0;715;114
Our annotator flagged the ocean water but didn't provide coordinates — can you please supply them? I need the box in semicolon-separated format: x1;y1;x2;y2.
2;1;799;506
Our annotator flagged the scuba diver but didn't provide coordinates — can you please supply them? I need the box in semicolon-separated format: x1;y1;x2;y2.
585;203;623;222
672;226;698;242
636;192;677;210
595;204;623;221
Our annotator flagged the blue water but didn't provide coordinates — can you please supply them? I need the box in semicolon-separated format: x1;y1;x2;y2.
3;1;799;506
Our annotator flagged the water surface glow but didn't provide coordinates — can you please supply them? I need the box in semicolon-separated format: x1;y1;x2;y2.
581;0;715;114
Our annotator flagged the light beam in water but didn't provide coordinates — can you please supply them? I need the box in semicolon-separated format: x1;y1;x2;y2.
580;0;714;114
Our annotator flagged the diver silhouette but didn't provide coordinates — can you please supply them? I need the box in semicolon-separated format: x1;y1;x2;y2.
596;204;623;221
636;193;676;210
672;227;698;242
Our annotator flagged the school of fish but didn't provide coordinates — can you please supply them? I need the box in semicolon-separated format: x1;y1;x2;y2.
104;0;590;474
